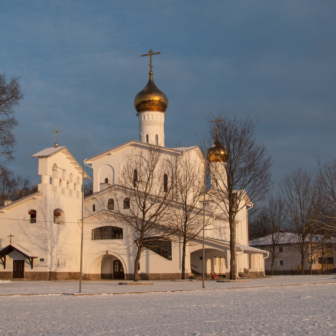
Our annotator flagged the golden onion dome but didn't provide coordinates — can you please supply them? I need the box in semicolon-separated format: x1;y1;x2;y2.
134;72;168;113
207;133;229;163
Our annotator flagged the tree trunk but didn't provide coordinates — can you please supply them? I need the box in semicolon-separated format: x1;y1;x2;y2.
181;235;187;279
229;218;236;280
271;245;276;276
301;257;305;275
133;246;142;282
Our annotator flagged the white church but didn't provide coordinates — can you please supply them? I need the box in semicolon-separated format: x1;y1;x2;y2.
0;52;268;280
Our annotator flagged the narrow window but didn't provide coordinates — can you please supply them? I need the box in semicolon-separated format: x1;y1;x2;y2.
105;178;108;184
146;134;149;143
93;204;96;212
279;247;283;253
29;210;36;223
164;174;168;192
108;199;114;210
54;209;64;224
133;169;138;187
155;134;158;146
280;260;284;266
124;198;130;209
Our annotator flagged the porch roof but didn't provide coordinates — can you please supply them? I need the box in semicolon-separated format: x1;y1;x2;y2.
0;244;37;259
194;237;269;257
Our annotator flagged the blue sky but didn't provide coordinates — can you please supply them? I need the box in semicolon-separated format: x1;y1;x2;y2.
1;0;336;187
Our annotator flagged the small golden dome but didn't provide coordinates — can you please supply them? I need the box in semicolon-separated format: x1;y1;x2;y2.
207;133;229;163
134;72;168;113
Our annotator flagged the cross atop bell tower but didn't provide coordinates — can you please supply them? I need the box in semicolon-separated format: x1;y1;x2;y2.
141;50;161;75
52;124;63;148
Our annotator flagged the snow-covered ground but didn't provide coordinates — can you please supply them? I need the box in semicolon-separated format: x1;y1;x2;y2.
0;281;336;335
0;274;335;295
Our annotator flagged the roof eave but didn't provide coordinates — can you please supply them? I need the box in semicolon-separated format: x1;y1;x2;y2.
32;147;90;180
85;140;186;163
0;192;43;213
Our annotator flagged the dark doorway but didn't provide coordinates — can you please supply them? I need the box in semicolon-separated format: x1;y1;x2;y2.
113;260;124;279
13;260;24;278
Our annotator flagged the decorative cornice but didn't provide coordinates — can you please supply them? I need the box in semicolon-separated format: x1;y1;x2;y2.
140;120;163;126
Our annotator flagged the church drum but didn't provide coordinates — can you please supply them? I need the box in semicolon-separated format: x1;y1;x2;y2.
113;260;124;279
13;260;24;278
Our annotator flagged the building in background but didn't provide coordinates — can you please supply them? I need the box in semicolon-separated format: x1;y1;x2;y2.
250;232;336;275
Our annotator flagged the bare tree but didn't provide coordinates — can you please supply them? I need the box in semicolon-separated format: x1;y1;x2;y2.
254;196;286;275
84;180;93;197
0;74;23;164
318;158;336;234
281;168;321;275
0;165;36;206
109;147;175;281
206;115;272;280
248;206;269;240
165;152;212;279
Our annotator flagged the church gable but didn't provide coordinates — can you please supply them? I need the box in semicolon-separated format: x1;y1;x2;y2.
88;141;182;193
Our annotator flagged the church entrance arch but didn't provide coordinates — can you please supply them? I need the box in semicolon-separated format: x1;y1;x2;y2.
101;254;125;280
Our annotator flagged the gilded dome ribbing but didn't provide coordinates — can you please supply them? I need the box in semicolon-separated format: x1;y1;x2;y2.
134;72;168;113
207;133;229;163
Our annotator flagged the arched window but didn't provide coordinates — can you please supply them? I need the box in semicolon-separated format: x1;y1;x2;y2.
143;238;172;260
92;226;123;240
105;178;108;184
133;169;138;187
146;134;149;143
93;204;96;212
123;198;130;209
108;199;114;210
164;174;168;193
54;209;65;224
155;134;158;146
28;210;36;223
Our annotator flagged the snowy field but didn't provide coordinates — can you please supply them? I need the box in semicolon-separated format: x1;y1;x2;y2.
0;281;336;335
0;275;335;295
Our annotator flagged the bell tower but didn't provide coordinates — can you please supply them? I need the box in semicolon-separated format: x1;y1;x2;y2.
207;119;229;190
134;50;168;147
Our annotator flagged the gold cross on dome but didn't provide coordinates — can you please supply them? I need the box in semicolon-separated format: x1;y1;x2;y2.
52;124;63;148
211;118;223;133
141;50;161;73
